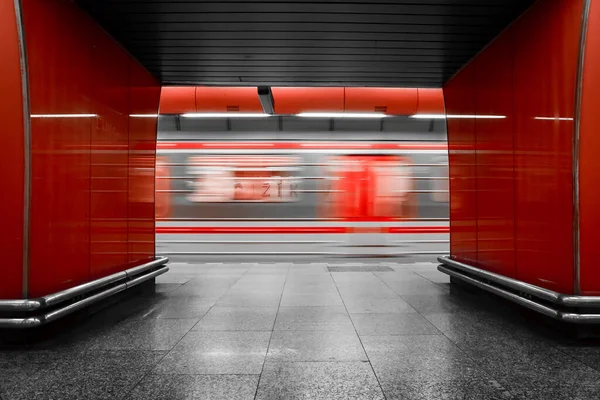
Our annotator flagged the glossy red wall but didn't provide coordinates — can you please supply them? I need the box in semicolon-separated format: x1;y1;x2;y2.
579;0;600;295
444;0;583;294
21;0;160;297
444;62;477;266
0;0;25;299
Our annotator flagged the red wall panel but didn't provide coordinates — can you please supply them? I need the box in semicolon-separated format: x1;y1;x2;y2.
159;86;196;114
444;62;477;266
24;0;94;296
0;0;25;299
579;0;600;295
444;0;583;295
89;25;130;280
512;0;580;294
21;0;159;297
474;31;516;278
128;60;160;266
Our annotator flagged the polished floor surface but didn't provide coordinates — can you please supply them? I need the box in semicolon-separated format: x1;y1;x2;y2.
2;259;600;400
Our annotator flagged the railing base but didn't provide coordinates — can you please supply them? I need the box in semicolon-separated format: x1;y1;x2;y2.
0;257;168;329
438;255;600;324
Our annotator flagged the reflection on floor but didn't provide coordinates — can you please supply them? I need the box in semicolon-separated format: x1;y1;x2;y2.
1;260;600;399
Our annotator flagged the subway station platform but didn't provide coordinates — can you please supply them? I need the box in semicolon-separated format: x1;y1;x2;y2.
2;259;600;400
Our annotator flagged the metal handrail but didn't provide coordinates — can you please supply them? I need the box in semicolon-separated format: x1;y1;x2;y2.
0;256;169;312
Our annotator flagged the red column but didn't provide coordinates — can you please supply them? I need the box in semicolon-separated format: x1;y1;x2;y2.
0;0;160;300
443;0;584;295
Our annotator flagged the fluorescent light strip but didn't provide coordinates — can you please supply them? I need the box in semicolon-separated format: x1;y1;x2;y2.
130;114;159;118
411;114;447;119
31;113;97;118
411;114;506;119
296;112;387;118
534;117;574;121
182;113;270;118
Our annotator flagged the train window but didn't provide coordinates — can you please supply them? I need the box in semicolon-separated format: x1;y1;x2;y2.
321;155;416;219
186;155;301;203
431;164;449;203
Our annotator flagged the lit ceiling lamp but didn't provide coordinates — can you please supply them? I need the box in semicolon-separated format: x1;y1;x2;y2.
130;114;159;118
534;116;573;121
296;112;387;118
31;113;97;118
411;114;506;119
181;113;271;118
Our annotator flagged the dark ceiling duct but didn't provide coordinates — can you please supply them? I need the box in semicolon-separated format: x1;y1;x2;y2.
257;86;275;114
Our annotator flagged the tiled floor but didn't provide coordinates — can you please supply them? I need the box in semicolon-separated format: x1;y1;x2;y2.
2;260;600;399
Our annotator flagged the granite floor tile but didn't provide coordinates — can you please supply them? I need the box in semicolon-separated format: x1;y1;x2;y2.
255;362;385;400
377;279;448;295
217;292;282;307
0;350;165;400
274;306;354;331
193;306;278;331
402;293;488;315
124;374;259;400
343;297;417;314
379;378;515;400
136;297;215;319
88;318;197;351
351;313;441;336
337;284;399;299
362;335;487;382
267;330;367;361
154;330;271;374
280;292;344;307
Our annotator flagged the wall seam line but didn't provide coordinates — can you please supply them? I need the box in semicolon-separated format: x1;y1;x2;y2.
573;0;592;295
14;0;31;299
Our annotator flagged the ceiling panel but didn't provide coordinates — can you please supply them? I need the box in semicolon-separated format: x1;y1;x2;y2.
76;0;535;87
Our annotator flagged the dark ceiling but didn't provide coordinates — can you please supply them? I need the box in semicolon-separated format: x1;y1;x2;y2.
76;0;535;88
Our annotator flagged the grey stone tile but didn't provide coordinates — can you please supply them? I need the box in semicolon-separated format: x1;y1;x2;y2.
337;284;399;299
0;350;165;400
137;297;215;319
274;306;354;331
154;331;271;374
343;297;417;314
255;362;385;400
380;379;515;400
362;335;486;382
559;346;600;371
125;374;259;400
267;330;367;361
155;283;183;294
402;293;488;315
193;306;278;331
89;318;197;350
156;273;197;284
377;279;448;295
217;292;282;307
351;313;441;336
494;376;600;400
280;292;343;307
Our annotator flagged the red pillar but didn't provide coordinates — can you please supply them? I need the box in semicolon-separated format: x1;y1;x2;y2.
443;0;598;297
0;0;161;301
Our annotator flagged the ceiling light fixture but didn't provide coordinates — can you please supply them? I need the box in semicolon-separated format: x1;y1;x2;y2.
31;113;97;118
296;112;387;118
181;113;270;118
130;114;159;118
534;117;573;121
411;114;506;119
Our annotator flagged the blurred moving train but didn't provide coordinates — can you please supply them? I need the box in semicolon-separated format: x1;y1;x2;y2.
155;140;449;258
154;86;449;257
